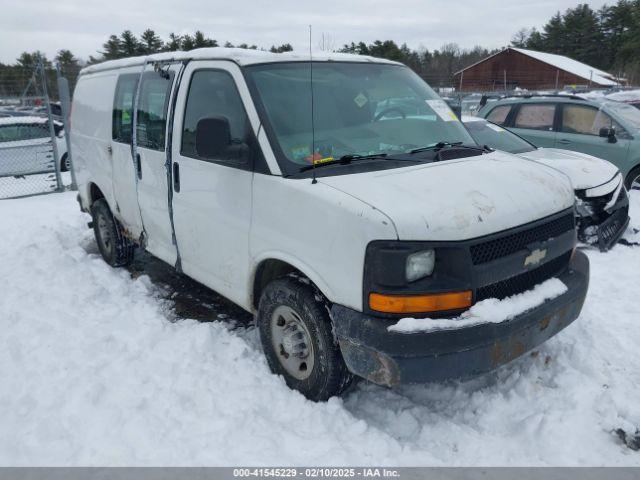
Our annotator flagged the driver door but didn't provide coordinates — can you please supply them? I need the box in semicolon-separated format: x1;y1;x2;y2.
555;104;631;167
170;61;257;306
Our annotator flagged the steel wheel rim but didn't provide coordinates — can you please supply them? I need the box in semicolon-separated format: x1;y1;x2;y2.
97;214;114;257
270;305;314;380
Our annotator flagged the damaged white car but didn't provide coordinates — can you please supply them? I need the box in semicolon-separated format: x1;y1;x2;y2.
463;116;630;251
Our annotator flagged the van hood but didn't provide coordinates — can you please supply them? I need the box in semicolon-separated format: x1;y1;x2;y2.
319;150;574;241
517;148;619;191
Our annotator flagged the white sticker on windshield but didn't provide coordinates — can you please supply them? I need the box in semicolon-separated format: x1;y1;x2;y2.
487;124;505;132
354;93;368;108
425;99;458;121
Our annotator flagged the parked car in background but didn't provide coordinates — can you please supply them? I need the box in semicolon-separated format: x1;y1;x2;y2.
0;116;68;176
477;94;640;191
604;89;640;111
463;116;629;250
72;48;589;401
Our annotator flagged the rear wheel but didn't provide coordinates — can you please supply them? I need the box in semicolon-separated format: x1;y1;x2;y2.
91;199;135;267
625;166;640;191
257;277;353;401
60;154;69;172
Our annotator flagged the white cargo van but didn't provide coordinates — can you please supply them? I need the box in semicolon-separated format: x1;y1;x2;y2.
72;48;589;400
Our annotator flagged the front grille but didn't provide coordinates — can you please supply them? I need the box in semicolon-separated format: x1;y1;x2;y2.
597;204;629;250
476;251;572;302
470;213;575;265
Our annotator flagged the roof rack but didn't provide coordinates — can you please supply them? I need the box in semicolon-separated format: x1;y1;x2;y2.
504;93;587;101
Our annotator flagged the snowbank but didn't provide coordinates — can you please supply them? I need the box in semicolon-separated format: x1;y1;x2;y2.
0;191;639;466
389;278;567;333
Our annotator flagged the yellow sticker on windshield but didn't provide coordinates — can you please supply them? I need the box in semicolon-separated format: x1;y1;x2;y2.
313;156;334;165
425;99;459;122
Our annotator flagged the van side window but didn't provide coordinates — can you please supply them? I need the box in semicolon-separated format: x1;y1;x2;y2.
514;104;555;131
136;71;174;151
562;105;626;136
112;74;138;144
181;70;251;164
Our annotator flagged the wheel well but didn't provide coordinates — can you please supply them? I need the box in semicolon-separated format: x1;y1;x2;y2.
89;183;105;206
253;259;303;309
626;164;640;189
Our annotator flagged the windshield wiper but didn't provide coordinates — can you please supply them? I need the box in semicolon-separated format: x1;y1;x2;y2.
298;153;388;172
408;141;464;154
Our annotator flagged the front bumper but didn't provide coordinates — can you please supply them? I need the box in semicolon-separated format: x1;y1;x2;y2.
577;187;629;251
332;250;589;387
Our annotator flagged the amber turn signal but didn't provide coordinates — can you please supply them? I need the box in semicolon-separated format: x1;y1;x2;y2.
369;291;473;314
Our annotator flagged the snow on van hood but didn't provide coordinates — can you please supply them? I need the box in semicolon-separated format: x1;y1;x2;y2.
516;148;619;191
319;150;574;241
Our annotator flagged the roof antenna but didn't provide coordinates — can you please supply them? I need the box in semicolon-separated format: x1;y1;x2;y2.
309;24;317;184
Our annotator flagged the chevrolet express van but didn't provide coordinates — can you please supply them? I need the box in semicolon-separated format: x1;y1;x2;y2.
72;48;589;401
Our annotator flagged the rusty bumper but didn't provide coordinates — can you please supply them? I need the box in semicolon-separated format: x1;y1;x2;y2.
332;250;589;387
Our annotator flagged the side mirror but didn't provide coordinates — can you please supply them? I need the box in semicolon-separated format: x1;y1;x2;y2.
599;127;617;143
196;116;231;158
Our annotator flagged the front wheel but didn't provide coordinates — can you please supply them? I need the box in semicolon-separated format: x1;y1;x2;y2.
91;199;135;267
626;166;640;191
60;154;69;172
257;277;353;401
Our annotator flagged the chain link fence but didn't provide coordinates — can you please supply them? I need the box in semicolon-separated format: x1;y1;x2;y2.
0;62;75;199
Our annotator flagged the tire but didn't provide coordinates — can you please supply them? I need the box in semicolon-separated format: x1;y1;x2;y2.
60;154;68;172
91;198;135;267
257;277;353;401
625;166;640;191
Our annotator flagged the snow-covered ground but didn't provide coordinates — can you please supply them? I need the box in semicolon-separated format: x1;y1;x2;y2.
0;189;639;466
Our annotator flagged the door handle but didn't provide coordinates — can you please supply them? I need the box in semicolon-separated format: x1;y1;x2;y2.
173;162;180;192
558;139;571;145
107;145;112;155
136;153;142;180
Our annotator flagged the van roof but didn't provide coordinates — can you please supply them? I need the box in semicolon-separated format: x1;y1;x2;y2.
80;47;402;75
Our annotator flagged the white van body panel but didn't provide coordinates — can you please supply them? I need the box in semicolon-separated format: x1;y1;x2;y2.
72;71;118;210
319;150;574;241
250;175;397;311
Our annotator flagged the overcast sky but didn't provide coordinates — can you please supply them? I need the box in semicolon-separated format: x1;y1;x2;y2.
0;0;608;64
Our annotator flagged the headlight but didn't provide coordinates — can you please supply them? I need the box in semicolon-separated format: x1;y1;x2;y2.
406;249;435;282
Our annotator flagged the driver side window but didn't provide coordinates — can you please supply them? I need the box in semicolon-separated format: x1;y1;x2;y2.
181;69;252;165
561;105;626;137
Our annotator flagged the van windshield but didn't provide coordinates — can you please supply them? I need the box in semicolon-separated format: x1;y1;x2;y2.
244;62;476;175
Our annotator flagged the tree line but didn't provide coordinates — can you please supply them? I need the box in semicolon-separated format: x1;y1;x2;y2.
512;1;640;82
2;1;639;100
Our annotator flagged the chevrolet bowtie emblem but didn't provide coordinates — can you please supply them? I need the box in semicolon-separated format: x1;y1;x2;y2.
524;248;547;267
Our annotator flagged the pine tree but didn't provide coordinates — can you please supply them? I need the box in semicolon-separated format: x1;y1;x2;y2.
181;34;195;51
120;30;142;57
101;35;122;60
270;43;293;53
193;31;217;48
542;13;565;53
140;29;163;54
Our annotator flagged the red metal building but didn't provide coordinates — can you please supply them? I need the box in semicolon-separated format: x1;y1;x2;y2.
454;47;622;92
